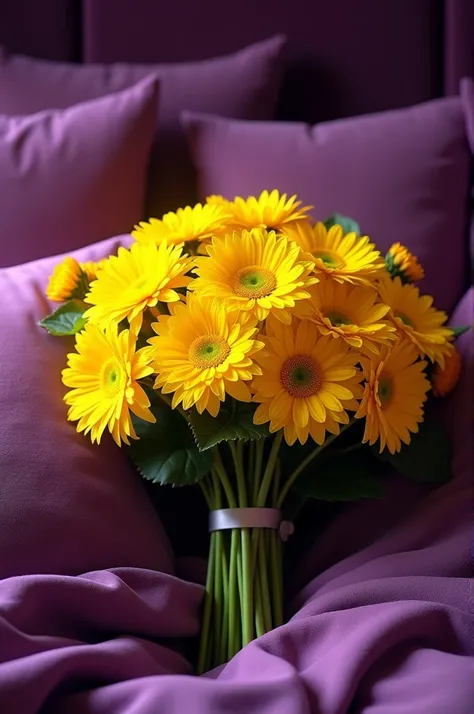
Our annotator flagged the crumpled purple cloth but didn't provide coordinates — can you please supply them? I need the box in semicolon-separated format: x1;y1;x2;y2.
1;291;473;713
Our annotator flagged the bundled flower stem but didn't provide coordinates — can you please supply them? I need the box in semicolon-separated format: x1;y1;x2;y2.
197;435;284;674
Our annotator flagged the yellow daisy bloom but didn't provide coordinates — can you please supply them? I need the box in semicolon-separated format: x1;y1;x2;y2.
378;276;453;366
131;202;232;247
282;221;385;285
46;257;89;302
252;318;363;446
299;277;396;353
225;189;312;232
355;340;430;454
191;228;317;324
149;294;263;416
431;345;462;397
385;242;425;283
84;241;194;335
80;259;107;282
62;324;155;446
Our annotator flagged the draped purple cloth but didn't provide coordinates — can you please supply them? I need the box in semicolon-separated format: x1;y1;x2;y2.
0;290;472;713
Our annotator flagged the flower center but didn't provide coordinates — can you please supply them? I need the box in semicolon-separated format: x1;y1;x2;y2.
189;334;230;368
313;250;345;269
325;310;352;326
394;311;414;328
101;358;125;397
378;373;393;408
280;354;322;398
232;265;277;298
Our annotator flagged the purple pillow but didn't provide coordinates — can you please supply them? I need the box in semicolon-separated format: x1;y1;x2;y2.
0;78;158;268
0;36;285;216
0;235;174;579
183;98;471;313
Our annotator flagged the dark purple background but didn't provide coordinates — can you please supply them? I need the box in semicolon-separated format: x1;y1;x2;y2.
1;0;473;121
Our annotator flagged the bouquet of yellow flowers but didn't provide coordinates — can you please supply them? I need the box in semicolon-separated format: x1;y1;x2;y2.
42;190;466;674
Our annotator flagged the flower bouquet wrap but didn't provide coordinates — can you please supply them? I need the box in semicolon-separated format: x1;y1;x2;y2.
42;190;467;673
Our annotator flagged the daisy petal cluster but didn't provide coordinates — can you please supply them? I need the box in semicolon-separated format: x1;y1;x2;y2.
43;194;459;455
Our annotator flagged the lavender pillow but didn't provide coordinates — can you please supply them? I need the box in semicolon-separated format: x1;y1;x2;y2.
0;36;285;216
183;98;471;313
0;78;158;268
0;235;173;579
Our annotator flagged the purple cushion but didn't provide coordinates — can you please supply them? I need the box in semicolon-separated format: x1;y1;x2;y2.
0;78;158;268
0;37;285;216
183;98;471;312
0;235;173;578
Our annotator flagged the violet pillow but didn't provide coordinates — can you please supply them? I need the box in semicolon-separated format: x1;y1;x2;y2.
183;98;471;313
0;235;174;579
0;36;285;217
0;78;159;268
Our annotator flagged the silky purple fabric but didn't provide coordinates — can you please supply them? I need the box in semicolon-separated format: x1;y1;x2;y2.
0;291;471;711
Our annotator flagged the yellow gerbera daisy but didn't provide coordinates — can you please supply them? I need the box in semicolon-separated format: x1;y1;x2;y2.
83;241;194;335
355;340;430;454
431;345;462;397
225;189;312;232
46;257;89;302
378;276;453;366
80;259;107;282
149;294;263;416
385;242;425;283
298;278;396;353
282;221;385;285
131;202;232;247
190;228;317;324
62;324;155;446
252;318;363;446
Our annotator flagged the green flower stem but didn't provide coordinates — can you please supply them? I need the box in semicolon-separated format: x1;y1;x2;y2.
270;531;283;627
277;425;352;509
257;531;272;632
240;527;253;646
254;554;266;638
228;528;240;660
253;440;265;503
257;433;283;506
196;531;216;675
213;451;237;508
219;531;230;665
213;531;224;664
271;458;281;507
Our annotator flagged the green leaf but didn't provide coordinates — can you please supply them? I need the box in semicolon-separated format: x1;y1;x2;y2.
323;213;360;236
129;393;212;486
190;399;269;451
293;449;385;502
451;325;470;339
374;416;452;484
40;300;87;336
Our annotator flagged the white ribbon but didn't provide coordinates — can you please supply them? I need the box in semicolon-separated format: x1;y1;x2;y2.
209;508;294;541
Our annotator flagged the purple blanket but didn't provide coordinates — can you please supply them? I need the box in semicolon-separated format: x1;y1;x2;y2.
1;292;473;713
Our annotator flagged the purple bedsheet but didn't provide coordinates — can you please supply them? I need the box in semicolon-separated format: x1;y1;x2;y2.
0;291;473;713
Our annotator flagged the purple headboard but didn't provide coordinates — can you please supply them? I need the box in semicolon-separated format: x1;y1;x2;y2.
1;0;473;122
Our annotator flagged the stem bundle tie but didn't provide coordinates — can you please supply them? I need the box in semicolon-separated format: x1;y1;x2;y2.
209;508;294;541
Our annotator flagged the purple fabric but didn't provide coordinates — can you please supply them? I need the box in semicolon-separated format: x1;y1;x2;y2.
183;99;471;313
0;37;284;216
0;235;173;579
0;78;158;267
0;288;471;710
